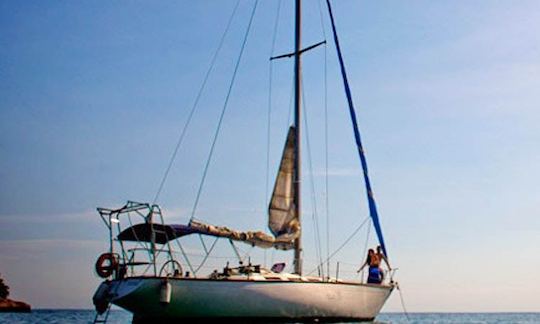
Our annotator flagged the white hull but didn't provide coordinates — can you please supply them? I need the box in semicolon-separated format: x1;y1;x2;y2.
102;277;393;322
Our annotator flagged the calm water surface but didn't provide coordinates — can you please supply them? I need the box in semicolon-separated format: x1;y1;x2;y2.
1;310;539;323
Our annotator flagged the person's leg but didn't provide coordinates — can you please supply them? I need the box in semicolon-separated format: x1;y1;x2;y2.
368;267;379;284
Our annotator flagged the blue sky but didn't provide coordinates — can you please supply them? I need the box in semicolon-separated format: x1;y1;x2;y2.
1;0;539;311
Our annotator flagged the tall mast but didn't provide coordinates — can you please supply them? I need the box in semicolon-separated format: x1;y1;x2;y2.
293;0;302;275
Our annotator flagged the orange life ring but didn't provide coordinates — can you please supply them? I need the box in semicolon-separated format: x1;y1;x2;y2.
95;253;118;278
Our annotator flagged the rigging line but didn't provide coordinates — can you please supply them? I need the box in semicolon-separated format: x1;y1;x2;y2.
362;217;371;267
154;206;176;264
360;217;371;281
229;240;243;262
265;0;282;218
127;209;157;275
174;240;196;276
317;0;328;39
194;237;220;274
189;0;260;222
198;234;209;254
152;0;241;204
397;283;411;322
301;79;324;278
116;221;128;265
126;212;150;263
307;216;370;276
316;0;331;280
324;44;330;279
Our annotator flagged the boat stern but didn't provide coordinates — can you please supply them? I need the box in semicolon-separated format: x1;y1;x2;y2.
93;278;145;314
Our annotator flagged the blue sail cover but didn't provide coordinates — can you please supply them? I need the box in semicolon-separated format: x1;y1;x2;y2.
326;0;389;258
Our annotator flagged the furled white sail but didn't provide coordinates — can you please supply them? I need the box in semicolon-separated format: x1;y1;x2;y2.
188;220;294;249
268;127;299;244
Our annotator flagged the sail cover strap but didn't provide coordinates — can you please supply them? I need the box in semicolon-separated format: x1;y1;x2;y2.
325;0;389;258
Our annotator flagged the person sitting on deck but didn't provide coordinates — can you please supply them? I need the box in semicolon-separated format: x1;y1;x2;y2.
357;248;382;284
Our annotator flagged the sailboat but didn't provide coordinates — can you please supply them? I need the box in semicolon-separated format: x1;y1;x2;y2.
92;1;396;322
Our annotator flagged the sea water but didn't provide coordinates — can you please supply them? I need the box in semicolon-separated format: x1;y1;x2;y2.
1;310;539;323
